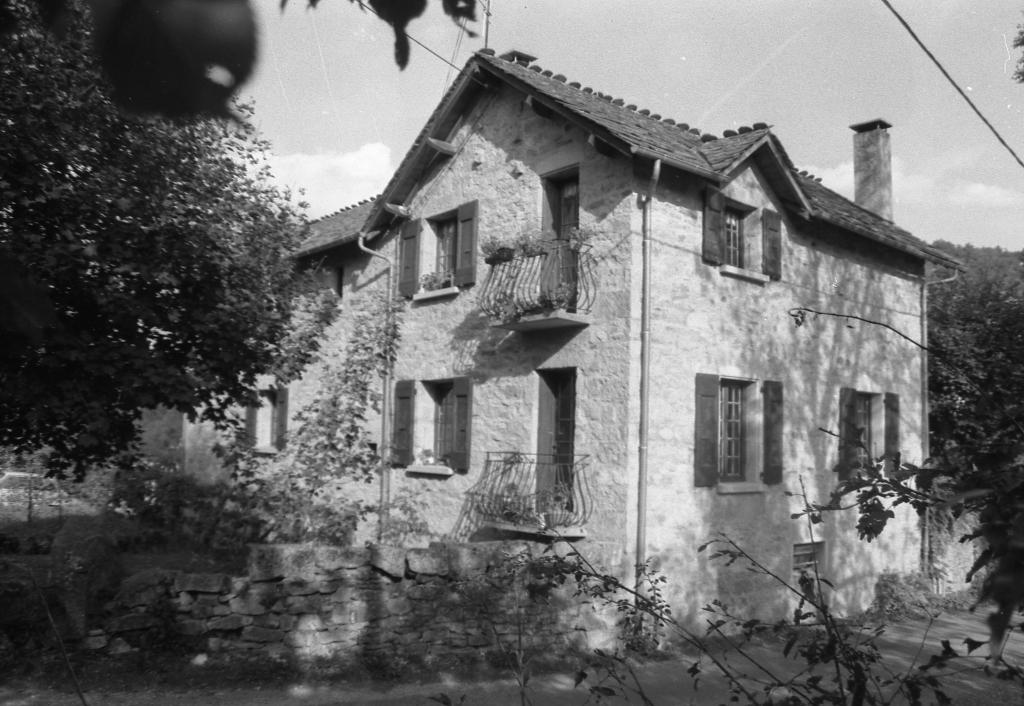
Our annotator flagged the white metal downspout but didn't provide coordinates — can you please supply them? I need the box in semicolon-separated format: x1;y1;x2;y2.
920;266;959;582
358;232;394;543
636;158;661;595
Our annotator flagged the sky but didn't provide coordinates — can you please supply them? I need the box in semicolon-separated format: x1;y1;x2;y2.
241;0;1024;250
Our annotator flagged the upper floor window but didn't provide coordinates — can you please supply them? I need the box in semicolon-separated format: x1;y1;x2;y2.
723;209;743;268
397;201;479;297
702;186;782;281
543;170;579;239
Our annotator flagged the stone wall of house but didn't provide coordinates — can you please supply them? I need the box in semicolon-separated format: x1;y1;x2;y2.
84;541;609;663
633;157;927;621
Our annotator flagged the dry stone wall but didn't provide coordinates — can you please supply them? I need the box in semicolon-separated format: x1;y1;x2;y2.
88;541;608;663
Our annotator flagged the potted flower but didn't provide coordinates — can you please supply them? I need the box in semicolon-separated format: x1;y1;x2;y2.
481;233;517;265
419;270;454;291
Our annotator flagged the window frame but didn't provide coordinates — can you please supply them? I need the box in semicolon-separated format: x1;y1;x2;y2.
393;377;472;473
543;168;580;239
246;386;288;453
837;388;899;480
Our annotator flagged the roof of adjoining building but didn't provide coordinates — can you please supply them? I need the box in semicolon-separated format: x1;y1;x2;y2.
305;49;960;269
296;198;377;257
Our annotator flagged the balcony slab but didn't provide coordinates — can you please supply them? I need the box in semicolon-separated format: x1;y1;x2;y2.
494;310;590;332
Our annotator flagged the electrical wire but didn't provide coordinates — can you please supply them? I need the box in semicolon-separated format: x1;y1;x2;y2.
442;16;468;95
878;0;1024;172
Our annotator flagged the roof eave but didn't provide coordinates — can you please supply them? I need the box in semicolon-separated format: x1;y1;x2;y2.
813;212;963;269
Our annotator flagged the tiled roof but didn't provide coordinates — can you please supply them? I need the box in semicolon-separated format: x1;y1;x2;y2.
310;49;960;268
796;176;960;267
296;198;377;257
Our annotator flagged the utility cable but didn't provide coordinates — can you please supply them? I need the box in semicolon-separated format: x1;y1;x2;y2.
878;0;1024;172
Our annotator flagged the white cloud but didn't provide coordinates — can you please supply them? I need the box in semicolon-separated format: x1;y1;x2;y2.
948;181;1024;208
267;143;394;219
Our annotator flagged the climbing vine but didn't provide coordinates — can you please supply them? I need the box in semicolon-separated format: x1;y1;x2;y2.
229;294;402;544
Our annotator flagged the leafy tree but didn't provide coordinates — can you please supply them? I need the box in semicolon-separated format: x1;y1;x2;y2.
0;0;331;476
928;241;1024;463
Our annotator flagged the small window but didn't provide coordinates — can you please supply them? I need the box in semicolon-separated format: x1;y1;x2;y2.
246;387;288;452
853;392;875;469
433;216;458;282
792;541;826;604
723;209;743;268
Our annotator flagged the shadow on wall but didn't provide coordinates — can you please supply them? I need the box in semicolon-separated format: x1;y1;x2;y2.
655;221;925;624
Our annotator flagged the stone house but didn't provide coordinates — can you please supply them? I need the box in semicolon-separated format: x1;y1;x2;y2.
269;48;960;622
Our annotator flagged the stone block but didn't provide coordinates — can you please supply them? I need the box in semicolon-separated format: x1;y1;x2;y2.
247;543;318;582
175;573;228;594
295;614;324;632
284;595;323;614
251;614;281;629
175;592;195;611
107;613;160;633
240;625;285;643
176;619;208;636
108;637;134;654
283;630;315;648
407;548;448;577
82;633;108;650
385;596;412;615
329;586;358;605
317;627;355;646
315;545;369;572
283;579;319;596
369;544;407;578
207;614;249;631
330;603;368;625
228;596;268;616
116;569;178;607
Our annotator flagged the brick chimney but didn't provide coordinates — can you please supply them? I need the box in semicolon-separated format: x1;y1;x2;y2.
850;119;893;221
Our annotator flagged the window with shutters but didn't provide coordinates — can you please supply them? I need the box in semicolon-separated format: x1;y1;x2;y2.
837;388;899;479
246;387;288;453
694;374;783;491
393;378;472;473
702;186;782;283
399;201;479;299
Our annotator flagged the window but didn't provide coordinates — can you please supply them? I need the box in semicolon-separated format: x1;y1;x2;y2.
792;541;826;606
723;209;743;268
702;186;782;281
433;216;458;280
719;379;748;480
694;374;783;488
543;170;579;238
397;201;479;297
837;388;899;479
393;377;472;472
245;387;288;452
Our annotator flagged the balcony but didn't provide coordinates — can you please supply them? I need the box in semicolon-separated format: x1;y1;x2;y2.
477;241;596;332
466;452;592;539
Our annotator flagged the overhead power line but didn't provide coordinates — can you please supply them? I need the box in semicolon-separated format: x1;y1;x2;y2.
878;0;1024;172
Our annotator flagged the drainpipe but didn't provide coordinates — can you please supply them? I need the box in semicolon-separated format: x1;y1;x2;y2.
636;158;661;595
919;266;959;581
358;232;394;543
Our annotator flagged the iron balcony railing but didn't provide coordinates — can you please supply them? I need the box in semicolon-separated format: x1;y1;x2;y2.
477;241;596;323
466;452;592;532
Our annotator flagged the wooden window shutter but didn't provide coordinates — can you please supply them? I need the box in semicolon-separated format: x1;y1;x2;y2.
455;200;478;287
244;405;257;447
393;380;416;466
274;386;289;451
450;377;473;472
837;387;857;480
398;220;420;297
702;186;724;265
694;373;719;487
762;380;784;484
762;209;782;280
884;392;900;472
